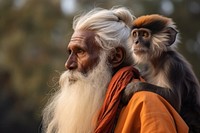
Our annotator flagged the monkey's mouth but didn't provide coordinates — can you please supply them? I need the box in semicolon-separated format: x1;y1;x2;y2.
133;47;147;54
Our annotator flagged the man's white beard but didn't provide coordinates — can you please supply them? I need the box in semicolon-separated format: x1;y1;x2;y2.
43;51;112;133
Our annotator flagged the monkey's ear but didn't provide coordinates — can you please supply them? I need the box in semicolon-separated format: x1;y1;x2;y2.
108;47;125;68
165;27;178;46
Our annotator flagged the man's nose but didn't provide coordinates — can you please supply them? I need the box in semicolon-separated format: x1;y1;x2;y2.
65;54;77;70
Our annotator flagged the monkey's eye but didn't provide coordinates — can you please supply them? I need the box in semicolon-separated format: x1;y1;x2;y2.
143;31;149;38
132;31;137;38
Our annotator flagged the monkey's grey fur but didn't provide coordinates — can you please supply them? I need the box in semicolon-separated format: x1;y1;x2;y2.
122;14;200;133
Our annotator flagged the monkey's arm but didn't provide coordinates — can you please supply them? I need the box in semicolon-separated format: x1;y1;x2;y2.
121;53;186;112
122;81;180;112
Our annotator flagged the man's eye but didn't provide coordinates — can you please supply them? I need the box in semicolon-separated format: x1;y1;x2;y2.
77;49;84;55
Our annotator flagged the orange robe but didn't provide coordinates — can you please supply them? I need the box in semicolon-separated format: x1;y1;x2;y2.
115;91;189;133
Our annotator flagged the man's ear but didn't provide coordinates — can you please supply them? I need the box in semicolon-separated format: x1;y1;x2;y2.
108;47;126;68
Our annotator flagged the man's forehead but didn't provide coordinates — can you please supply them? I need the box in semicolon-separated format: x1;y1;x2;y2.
67;30;101;53
71;30;95;40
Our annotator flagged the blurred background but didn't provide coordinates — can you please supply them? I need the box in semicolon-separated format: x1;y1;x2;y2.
0;0;199;132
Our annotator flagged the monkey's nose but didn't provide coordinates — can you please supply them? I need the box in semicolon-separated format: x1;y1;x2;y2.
135;40;139;45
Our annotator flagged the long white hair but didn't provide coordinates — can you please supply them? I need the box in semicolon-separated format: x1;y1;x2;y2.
73;6;135;65
43;51;111;133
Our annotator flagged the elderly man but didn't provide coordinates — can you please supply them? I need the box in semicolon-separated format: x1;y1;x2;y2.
42;7;188;133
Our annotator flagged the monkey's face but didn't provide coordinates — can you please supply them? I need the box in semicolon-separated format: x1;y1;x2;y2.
131;14;179;64
130;28;152;63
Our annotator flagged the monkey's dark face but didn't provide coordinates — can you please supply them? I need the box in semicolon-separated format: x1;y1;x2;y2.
130;28;152;63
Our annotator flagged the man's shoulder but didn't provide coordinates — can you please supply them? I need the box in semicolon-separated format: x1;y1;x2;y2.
128;91;163;105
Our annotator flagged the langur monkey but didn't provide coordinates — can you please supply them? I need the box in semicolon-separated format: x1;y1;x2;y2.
123;14;200;133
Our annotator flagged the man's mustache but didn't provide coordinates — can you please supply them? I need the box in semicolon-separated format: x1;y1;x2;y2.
62;70;87;84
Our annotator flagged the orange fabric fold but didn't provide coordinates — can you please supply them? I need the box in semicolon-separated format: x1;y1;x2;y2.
114;91;189;133
94;66;140;133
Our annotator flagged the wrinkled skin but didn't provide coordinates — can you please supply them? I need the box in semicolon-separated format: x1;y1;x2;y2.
65;31;101;75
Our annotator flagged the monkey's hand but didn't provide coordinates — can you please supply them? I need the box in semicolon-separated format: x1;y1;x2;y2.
121;79;141;105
